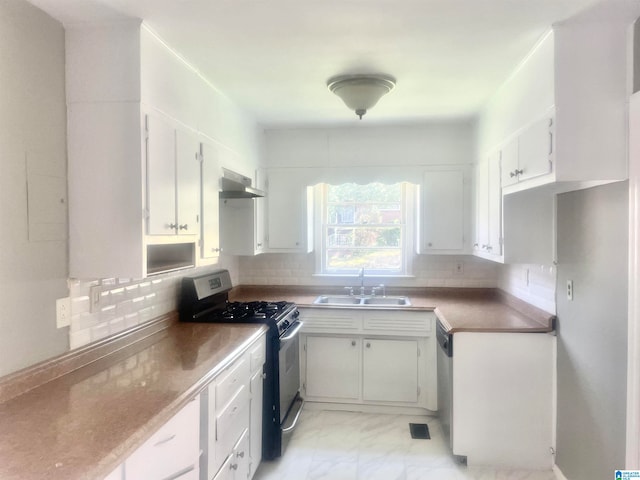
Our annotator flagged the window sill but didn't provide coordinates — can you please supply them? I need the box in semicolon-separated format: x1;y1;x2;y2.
312;273;416;279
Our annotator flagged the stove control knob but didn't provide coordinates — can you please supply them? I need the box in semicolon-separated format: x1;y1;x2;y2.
283;320;290;329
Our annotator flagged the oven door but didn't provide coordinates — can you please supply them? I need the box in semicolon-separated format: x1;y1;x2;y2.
278;320;303;423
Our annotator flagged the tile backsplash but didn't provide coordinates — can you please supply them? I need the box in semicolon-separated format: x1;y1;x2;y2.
498;263;556;314
238;253;500;288
68;257;239;349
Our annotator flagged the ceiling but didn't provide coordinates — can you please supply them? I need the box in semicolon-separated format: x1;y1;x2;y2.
29;0;601;127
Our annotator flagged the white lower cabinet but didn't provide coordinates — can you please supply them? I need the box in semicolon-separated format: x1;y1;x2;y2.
124;396;200;480
299;308;436;410
305;336;360;400
207;334;265;480
363;338;418;403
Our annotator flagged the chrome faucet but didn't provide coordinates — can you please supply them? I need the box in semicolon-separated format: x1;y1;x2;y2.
359;268;365;296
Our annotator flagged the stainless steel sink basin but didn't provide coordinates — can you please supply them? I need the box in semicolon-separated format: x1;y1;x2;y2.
312;295;411;307
361;296;411;306
313;295;362;305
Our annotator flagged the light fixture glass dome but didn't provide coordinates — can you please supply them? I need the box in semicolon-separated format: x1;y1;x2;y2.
327;74;396;119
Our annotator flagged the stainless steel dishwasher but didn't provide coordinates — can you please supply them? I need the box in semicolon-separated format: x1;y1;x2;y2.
436;318;453;450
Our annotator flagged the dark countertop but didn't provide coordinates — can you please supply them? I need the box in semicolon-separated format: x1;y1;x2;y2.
229;286;555;334
0;316;267;480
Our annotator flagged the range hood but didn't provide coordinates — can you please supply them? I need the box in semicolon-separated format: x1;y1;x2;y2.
219;168;266;199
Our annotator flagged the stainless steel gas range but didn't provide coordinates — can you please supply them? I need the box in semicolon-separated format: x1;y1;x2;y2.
178;269;304;460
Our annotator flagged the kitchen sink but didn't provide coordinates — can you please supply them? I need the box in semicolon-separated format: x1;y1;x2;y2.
312;295;411;307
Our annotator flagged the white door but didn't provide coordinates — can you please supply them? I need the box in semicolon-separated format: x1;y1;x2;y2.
500;138;519;188
249;369;263;478
421;170;464;251
305;336;360;400
200;142;220;258
475;159;489;252
266;170;307;251
146;114;176;235
363;338;418;403
517;115;553;183
175;129;200;236
487;150;502;256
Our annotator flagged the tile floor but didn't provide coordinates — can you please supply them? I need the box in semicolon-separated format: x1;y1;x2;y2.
253;409;558;480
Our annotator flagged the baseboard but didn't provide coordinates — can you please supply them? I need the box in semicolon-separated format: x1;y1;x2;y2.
303;401;435;416
552;464;569;480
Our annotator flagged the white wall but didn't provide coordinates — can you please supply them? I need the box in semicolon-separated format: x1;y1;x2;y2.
0;0;69;376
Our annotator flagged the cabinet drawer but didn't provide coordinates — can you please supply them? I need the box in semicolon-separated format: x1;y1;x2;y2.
216;385;250;461
216;356;250;410
249;339;266;374
125;397;200;480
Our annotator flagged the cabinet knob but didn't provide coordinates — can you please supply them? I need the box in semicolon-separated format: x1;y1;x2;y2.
516;169;524;176
351;340;356;346
169;223;178;230
427;242;433;247
230;463;238;471
366;342;371;348
212;247;221;253
257;243;263;247
509;171;517;178
179;224;188;230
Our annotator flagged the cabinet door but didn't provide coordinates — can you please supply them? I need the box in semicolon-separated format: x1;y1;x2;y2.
146;114;177;235
487;151;502;256
474;159;489;252
249;369;263;478
500;138;519;188
517;116;553;183
232;429;250;480
220;199;258;255
305;336;360;399
175;129;200;236
201;142;220;258
363;339;418;403
266;171;312;252
421;170;464;251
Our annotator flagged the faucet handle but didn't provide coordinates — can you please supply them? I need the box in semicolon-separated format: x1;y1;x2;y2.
344;286;354;296
371;284;386;297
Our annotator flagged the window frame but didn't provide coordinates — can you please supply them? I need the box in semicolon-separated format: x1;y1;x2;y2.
314;182;416;277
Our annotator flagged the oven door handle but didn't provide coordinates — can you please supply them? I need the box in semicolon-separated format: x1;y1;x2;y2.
280;320;303;341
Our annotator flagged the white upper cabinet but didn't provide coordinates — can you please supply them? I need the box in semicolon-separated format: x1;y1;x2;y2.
478;19;629;196
265;169;313;253
200;142;221;259
475;152;502;260
66;22;259;277
220;198;265;256
419;169;466;253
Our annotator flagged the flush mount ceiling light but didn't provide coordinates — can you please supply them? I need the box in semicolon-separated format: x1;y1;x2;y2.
327;74;396;119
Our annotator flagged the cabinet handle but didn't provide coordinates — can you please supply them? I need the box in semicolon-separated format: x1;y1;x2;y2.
366;342;371;348
351;340;356;346
509;171;517;178
179;224;188;230
257;243;263;247
212;247;221;253
516;169;524;176
427;242;433;247
169;223;178;230
237;451;245;458
153;434;176;447
230;463;238;471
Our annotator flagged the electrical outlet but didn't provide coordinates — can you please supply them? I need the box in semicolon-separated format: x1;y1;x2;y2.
56;297;71;328
455;262;464;275
90;285;101;313
566;280;573;301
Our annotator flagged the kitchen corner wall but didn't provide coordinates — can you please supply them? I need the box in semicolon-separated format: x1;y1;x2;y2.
0;1;70;377
238;253;499;289
498;263;556;314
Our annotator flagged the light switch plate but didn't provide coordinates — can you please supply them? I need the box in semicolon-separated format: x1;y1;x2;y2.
56;297;71;328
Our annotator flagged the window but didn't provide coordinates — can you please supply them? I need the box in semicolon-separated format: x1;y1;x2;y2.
319;182;411;275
